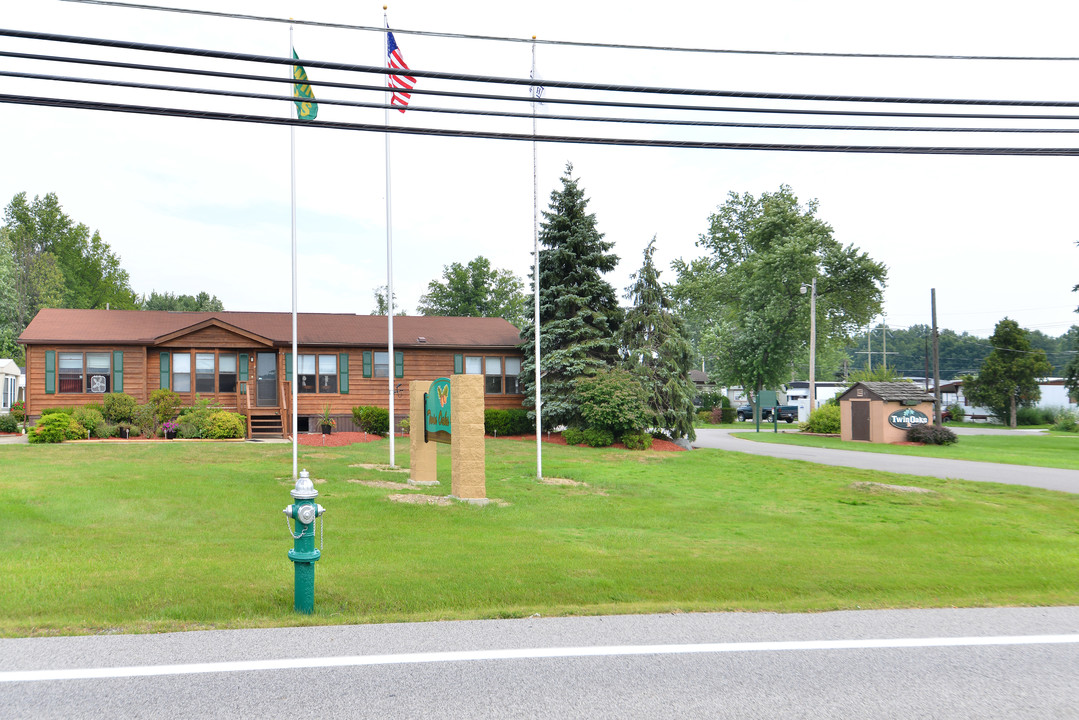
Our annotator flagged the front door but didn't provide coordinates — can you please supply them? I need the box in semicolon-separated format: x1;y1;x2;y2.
256;352;277;407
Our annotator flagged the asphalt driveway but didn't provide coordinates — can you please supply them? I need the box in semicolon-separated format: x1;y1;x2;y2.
692;428;1079;494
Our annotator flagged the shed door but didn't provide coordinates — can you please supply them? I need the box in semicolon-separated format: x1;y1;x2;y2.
851;401;870;441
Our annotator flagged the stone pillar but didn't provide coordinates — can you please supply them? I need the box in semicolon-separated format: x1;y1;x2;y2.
449;373;486;500
409;380;438;485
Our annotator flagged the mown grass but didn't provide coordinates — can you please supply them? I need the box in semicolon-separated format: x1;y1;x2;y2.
3;439;1078;637
736;431;1079;470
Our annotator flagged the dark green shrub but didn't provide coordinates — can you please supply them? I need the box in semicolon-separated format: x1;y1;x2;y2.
575;369;648;436
907;424;958;445
709;406;736;424
561;427;585;445
133;403;157;438
39;407;74;417
149;389;182;425
946;403;965;422
101;422;119;438
352;406;389;435
621;431;653;450
102;392;137;423
177;396;224;438
72;407;105;438
203;411;246;439
484;409;531;436
1015;407;1048;426
1051;411;1078;433
804;404;841;434
697;390;725;412
0;414;18;433
581;427;614;447
29;414;85;443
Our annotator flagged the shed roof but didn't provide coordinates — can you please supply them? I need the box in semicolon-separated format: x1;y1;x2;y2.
19;309;523;349
838;381;936;404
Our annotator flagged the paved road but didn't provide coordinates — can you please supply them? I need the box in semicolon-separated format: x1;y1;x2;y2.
2;607;1077;719
692;428;1079;494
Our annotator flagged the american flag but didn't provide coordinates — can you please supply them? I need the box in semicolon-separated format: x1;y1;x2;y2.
386;31;415;112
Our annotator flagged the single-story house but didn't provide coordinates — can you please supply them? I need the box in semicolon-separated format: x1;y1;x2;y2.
785;381;846;422
18;308;525;437
936;378;1077;421
0;358;22;414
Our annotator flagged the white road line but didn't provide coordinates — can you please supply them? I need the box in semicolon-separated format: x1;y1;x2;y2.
3;634;1077;683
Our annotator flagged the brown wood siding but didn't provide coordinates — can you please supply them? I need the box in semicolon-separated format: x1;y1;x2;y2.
157;326;268;349
24;345;148;416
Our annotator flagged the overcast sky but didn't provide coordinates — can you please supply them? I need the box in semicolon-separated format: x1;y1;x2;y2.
4;0;1079;338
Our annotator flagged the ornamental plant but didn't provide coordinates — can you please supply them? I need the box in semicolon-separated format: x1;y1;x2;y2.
10;400;25;423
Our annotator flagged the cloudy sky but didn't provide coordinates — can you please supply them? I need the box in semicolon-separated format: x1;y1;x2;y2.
4;0;1078;338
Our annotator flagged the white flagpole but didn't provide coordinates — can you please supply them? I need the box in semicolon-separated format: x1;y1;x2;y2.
531;38;542;480
289;25;299;481
384;9;396;468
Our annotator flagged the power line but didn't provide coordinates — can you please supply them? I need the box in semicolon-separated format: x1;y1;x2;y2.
57;0;1079;62
9;29;1079;107
10;92;1079;156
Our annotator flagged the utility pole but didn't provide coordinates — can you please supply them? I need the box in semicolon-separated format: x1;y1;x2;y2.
931;289;942;428
879;320;897;373
924;335;929;391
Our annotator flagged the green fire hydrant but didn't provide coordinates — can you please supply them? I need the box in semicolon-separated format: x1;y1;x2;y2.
283;469;325;614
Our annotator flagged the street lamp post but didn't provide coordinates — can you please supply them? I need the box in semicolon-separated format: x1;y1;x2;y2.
801;277;817;417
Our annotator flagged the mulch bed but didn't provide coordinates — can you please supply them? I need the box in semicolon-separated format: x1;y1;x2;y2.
297;431;686;451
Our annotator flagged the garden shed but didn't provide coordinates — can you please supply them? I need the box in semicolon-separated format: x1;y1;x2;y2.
837;381;937;443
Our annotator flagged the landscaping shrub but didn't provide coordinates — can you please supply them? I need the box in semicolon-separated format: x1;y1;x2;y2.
561;427;585;445
29;414;86;443
484;408;531;436
697;390;725;412
907;424;958;445
202;411;246;439
696;410;712;424
803;404;841;434
1015;407;1051;426
149;389;182;426
102;392;137;423
177;396;224;438
946;403;965;422
1052;411;1079;433
575;369;649;436
10;400;25;423
73;406;106;438
133;403;157;438
709;406;736;424
39;407;74;417
581;427;614;447
352;406;390;435
0;414;18;433
621;431;653;450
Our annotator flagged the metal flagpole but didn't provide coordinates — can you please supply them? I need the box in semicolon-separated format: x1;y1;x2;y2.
531;38;542;480
384;8;396;468
289;24;299;481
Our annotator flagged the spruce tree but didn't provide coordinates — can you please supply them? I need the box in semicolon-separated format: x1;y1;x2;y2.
620;237;697;441
519;164;620;430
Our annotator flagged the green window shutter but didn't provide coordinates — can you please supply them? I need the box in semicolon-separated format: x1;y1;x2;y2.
159;352;170;391
363;351;372;378
285;353;293;382
45;350;56;394
239;353;249;382
453;354;463;374
112;351;124;393
394;351;404;378
339;353;349;394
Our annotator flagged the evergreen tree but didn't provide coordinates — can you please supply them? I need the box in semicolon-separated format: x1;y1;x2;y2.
619;237;696;441
519;164;621;430
962;318;1052;428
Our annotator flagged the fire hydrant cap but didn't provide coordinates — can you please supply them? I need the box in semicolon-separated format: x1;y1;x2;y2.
291;469;319;499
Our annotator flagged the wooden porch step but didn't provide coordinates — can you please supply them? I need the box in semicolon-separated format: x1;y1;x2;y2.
249;411;285;438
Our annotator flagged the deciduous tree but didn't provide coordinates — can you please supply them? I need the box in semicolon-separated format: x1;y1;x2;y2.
961;318;1052;428
417;256;526;327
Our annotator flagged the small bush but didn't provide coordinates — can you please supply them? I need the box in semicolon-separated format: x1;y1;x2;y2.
907;424;958;445
804;404;841;434
1015;407;1048;426
176;395;224;438
10;401;25;423
575;369;648;436
696;410;712;424
100;422;119;438
72;406;105;438
484;408;532;436
946;403;965;422
581;427;614;447
202;411;246;439
39;407;75;417
133;403;157;438
0;414;18;433
102;392;137;423
621;431;653;450
29;414;86;443
149;389;182;425
697;390;725;412
352;406;389;435
561;427;585;445
1052;411;1079;433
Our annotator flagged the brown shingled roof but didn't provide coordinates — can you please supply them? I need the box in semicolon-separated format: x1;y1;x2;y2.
19;309;523;349
838;381;936;404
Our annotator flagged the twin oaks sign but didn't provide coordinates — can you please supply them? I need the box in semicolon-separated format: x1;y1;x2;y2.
424;377;452;444
888;407;930;430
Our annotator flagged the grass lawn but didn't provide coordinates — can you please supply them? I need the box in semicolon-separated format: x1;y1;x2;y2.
3;439;1079;637
735;431;1079;470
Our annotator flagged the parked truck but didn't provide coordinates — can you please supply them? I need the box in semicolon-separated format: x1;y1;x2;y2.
736;403;798;423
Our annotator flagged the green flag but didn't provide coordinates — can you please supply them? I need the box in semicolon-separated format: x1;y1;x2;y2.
291;47;318;120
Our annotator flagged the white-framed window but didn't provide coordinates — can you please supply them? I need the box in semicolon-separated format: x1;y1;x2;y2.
173;353;191;392
219;354;237;393
374;351;390;378
485;356;502;394
59;353;84;393
2;376;14;409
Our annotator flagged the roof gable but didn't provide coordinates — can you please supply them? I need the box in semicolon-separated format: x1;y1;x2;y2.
154;318;274;347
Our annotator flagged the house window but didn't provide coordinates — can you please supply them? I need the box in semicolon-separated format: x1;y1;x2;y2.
173;353;191;392
85;352;111;394
297;354;317;393
318;354;338;393
219;354;237;393
374;351;390;378
195;353;215;393
505;357;521;394
2;376;14;409
59;353;83;393
485;356;502;394
464;355;482;375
